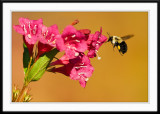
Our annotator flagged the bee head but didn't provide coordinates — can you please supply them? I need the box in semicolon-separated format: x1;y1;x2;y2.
107;36;113;42
107;32;113;42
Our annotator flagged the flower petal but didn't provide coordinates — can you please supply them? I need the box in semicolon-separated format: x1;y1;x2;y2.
62;25;77;38
65;48;77;59
70;68;80;80
75;40;87;52
13;25;25;35
55;35;65;51
87;49;96;58
48;24;59;35
78;29;91;35
32;18;43;25
19;17;30;25
38;41;53;57
79;77;86;88
52;66;69;76
98;35;107;44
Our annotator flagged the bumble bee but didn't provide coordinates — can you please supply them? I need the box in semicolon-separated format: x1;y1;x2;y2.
107;33;134;55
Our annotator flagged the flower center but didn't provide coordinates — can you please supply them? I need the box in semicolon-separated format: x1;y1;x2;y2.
47;34;55;43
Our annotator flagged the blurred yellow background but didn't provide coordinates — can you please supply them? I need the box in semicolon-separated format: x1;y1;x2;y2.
12;12;148;102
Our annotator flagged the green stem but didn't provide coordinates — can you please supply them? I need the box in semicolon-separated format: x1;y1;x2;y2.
16;56;33;102
24;56;33;85
15;84;28;102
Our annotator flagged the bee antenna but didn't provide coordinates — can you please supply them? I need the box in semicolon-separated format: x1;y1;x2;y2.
107;32;110;37
106;32;110;43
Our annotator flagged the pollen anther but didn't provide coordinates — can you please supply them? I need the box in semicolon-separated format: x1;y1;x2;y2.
27;34;31;39
71;34;76;38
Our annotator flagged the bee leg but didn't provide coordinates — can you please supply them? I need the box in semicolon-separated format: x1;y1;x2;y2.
113;44;116;51
119;51;123;56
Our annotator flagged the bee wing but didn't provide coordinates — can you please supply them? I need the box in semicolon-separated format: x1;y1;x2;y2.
121;34;134;40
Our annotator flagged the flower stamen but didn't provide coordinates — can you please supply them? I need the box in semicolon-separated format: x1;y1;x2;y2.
97;41;101;44
75;40;80;42
28;22;31;34
23;25;27;34
85;78;89;81
96;50;101;60
71;34;76;38
27;34;31;39
75;52;79;56
52;39;56;44
32;25;37;35
65;37;68;40
79;63;84;65
78;72;85;75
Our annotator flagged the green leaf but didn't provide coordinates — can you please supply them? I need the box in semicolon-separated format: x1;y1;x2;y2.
23;43;30;75
26;48;59;83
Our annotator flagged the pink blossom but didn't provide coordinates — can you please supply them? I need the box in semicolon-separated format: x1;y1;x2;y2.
70;54;94;88
13;18;43;56
13;17;43;45
51;54;94;88
37;24;60;57
87;27;107;59
13;18;62;57
58;25;88;59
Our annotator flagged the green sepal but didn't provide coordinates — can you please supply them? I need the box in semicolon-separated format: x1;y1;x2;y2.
23;43;30;75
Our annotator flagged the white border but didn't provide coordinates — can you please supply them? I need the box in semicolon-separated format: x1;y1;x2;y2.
3;3;157;111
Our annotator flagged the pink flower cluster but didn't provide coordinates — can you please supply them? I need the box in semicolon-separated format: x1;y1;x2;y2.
13;18;107;88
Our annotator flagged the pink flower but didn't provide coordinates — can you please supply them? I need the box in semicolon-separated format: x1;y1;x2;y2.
51;54;94;88
87;27;107;59
37;24;60;57
13;17;43;44
58;25;88;59
13;18;43;56
13;17;62;58
69;54;94;88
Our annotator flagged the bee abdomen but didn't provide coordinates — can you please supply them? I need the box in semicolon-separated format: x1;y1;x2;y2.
119;41;127;54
